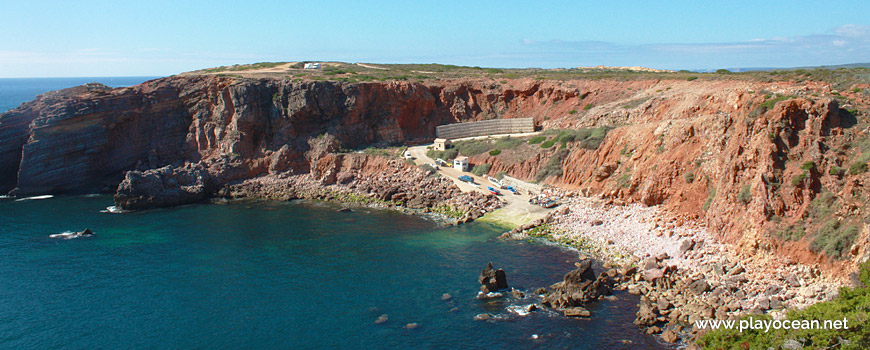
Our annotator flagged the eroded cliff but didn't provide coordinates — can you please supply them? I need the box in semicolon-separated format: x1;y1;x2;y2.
2;74;869;277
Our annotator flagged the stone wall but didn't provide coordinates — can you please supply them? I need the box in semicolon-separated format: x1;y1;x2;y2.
436;118;534;139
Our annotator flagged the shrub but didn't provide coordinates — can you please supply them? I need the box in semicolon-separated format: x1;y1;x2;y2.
702;188;717;211
454;140;492;156
738;184;752;204
684;172;695;183
686;76;698;81
540;139;556;148
495;171;506;180
583;103;594;110
715;69;731;74
800;161;816;171
418;163;437;173
849;161;868;175
810;219;860;259
535;149;568;181
489;149;501;156
494;136;524;149
791;172;807;186
829;166;846;176
528;135;546;144
471;163;491;176
775;223;806;241
568;109;578;114
427;148;458;160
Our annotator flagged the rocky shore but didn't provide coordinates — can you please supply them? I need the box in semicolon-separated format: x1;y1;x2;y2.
505;189;843;346
221;157;504;223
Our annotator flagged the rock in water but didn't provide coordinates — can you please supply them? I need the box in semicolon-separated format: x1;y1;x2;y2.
541;259;613;309
78;228;94;236
374;314;389;324
478;262;508;293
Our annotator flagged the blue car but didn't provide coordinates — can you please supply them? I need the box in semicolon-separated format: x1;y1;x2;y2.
458;175;474;183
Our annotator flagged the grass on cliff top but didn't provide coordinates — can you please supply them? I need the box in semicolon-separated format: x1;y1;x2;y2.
698;260;870;350
190;61;870;88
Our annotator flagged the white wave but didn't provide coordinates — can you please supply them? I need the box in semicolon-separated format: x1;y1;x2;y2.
506;304;534;316
49;229;95;240
49;231;79;240
0;195;10;199
14;195;54;201
100;206;125;214
82;194;102;198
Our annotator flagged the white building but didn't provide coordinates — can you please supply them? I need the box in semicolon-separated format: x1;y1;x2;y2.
433;138;451;151
453;156;469;171
304;63;321;69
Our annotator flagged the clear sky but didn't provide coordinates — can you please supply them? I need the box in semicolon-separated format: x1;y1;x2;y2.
2;0;870;77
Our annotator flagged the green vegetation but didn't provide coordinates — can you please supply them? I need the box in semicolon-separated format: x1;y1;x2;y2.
801;161;816;171
715;69;731;74
495;171;507;180
829;166;846;176
616;172;632;188
809;191;838;219
540;139;556;148
849;153;870;174
583;103;594;110
427;148;459;160
792;172;808;186
775;223;806;241
754;94;798;117
811;219;860;259
471;163;491;176
700;260;870;349
430;204;465;218
528;135;546;144
195;62;870;92
568;109;578;114
488;149;501;156
684;171;695;183
702;187;717;211
418;163;437;173
738;184;752;204
535;148;569;182
493;136;525;149
454;139;493;156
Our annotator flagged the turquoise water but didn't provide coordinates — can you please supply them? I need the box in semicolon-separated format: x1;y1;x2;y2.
0;77;159;113
0;196;668;349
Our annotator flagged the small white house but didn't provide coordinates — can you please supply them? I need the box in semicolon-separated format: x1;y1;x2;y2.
433;138;451;151
454;156;469;171
304;63;321;69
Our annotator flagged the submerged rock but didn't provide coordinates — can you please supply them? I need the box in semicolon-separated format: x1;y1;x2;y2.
374;314;389;324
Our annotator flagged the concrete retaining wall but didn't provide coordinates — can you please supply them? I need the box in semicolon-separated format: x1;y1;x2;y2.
436;118;534;139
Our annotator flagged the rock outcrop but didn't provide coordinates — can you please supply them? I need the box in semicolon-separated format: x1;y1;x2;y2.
478;262;508;293
540;259;615;309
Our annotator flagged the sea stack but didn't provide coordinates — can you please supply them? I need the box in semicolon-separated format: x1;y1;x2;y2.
478;262;508;293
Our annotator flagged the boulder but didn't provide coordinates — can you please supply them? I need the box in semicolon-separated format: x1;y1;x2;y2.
679;239;695;254
688;279;709;295
661;329;678;343
563;307;591;317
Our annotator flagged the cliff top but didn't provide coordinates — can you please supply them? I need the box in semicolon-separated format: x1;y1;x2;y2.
180;61;870;90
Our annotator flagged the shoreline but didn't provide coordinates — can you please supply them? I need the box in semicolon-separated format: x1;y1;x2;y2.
500;188;844;346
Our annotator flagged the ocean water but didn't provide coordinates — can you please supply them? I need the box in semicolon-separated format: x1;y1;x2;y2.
0;196;669;349
0;77;159;113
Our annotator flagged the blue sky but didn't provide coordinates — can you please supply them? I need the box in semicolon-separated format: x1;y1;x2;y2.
2;0;870;77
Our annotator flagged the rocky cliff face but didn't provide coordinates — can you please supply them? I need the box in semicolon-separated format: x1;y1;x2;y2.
2;74;868;276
